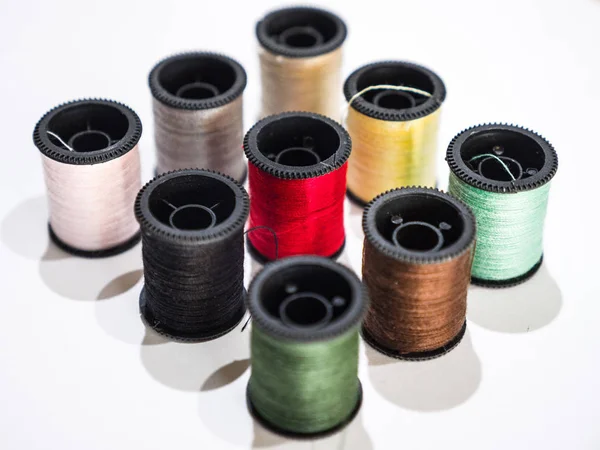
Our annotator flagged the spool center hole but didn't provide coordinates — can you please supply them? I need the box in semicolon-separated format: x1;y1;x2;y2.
286;32;317;48
169;205;216;230
275;147;321;167
70;130;111;152
478;156;523;182
393;222;443;252
280;294;333;329
280;26;324;48
176;82;220;100
374;91;416;110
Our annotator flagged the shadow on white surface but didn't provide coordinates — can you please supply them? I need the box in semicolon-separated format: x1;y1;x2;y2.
38;242;142;301
248;411;373;449
141;322;250;392
249;257;265;280
1;195;66;261
346;200;364;241
467;263;562;333
365;330;481;412
93;278;158;345
251;422;289;448
336;247;353;269
1;195;144;301
98;270;143;300
141;329;169;345
201;358;250;391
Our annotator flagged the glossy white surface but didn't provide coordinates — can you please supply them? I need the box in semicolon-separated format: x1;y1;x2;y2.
1;0;598;448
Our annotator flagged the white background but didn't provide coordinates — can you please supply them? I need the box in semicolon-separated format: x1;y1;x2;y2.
1;0;598;448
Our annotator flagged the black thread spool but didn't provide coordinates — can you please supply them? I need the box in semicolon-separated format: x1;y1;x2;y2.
244;111;351;262
246;256;367;438
149;52;247;182
33;98;142;257
135;169;249;341
361;187;476;360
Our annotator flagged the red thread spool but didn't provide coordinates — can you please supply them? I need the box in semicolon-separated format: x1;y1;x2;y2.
244;112;351;262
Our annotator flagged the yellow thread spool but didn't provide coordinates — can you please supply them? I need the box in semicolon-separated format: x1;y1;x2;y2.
343;61;446;205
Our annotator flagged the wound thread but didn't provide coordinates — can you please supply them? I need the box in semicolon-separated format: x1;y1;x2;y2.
33;98;143;257
256;6;347;120
244;112;350;262
362;187;476;359
246;256;367;437
343;61;446;205
135;169;249;341
149;52;247;181
447;124;558;286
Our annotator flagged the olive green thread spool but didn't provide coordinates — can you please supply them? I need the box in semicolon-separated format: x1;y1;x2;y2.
446;124;558;287
246;256;367;438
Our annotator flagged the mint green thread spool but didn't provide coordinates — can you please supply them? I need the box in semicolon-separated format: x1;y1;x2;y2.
446;124;558;287
246;256;367;438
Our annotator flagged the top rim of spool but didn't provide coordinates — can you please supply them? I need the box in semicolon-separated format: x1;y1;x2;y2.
446;123;558;193
148;52;247;111
244;111;352;180
247;256;367;342
343;61;446;122
363;187;476;264
256;6;347;58
135;168;249;243
33;98;142;166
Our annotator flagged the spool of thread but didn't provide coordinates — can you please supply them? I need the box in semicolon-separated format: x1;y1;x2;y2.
135;169;249;341
446;124;558;287
33;98;142;257
362;187;476;360
343;61;446;205
256;6;346;119
149;52;247;181
244;112;350;262
246;256;367;437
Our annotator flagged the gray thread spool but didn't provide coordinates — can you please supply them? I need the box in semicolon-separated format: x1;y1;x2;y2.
149;52;248;182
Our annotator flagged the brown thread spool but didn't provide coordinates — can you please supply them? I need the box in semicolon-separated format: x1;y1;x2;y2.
361;187;476;360
149;52;247;182
33;99;142;257
256;6;346;120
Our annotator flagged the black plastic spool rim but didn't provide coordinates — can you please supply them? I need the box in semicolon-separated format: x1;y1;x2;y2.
149;52;247;111
244;111;351;263
446;124;558;287
246;256;367;438
362;187;476;360
33;98;143;257
343;61;446;122
256;6;347;58
135;169;249;342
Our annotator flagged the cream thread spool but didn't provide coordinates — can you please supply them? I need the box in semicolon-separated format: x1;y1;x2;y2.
256;6;347;120
33;99;143;257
